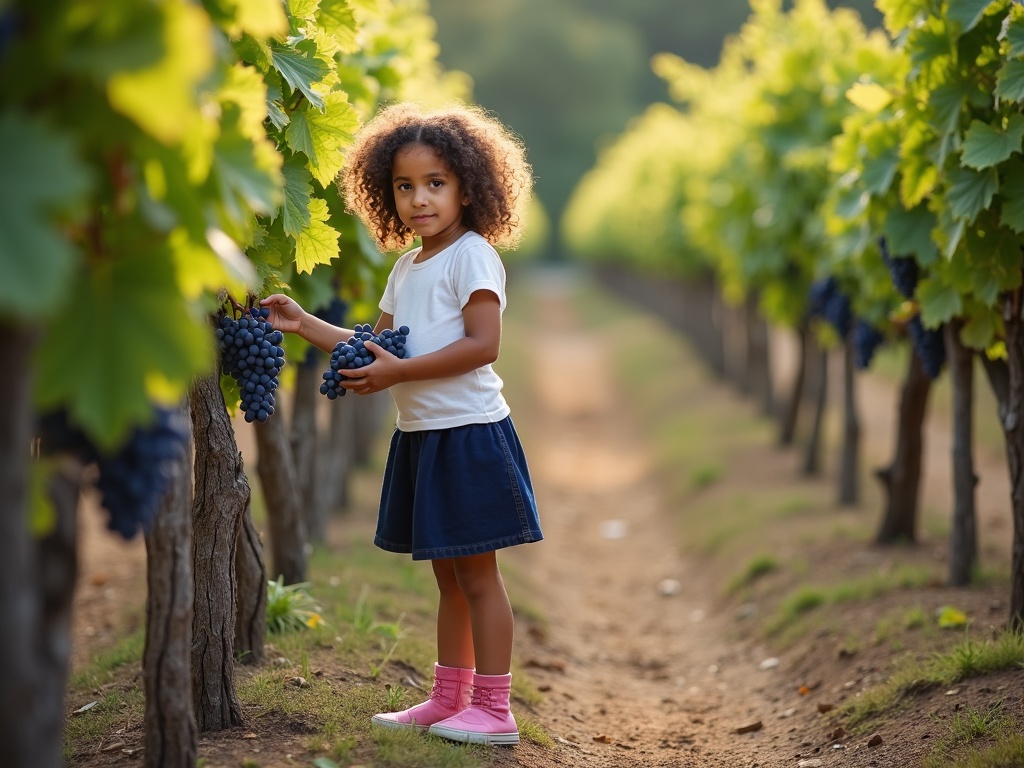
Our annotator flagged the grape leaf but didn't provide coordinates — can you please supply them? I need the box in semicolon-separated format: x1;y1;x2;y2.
862;147;898;194
946;0;994;34
317;0;360;53
999;160;1024;233
960;311;996;350
917;276;963;327
295;197;339;274
34;251;213;451
107;2;214;144
846;82;893;112
281;158;313;236
961;116;1024;169
213;107;283;217
946;165;998;221
270;40;330;110
1007;15;1024;57
876;0;931;35
0;112;91;317
929;80;971;137
285;92;359;186
996;59;1024;104
884;204;938;264
222;0;288;38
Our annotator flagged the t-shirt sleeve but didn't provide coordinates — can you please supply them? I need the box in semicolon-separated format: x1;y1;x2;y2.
453;242;506;311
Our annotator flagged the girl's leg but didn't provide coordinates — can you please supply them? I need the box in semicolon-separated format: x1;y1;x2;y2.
432;558;475;669
451;551;513;675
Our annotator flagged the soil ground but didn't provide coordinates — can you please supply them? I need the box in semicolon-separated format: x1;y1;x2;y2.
67;267;1023;767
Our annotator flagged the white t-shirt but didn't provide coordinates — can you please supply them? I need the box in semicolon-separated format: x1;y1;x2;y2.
379;231;511;431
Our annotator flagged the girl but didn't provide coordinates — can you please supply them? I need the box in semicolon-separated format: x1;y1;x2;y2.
261;102;542;746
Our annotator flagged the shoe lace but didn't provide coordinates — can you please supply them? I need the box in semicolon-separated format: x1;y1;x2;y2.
470;687;493;707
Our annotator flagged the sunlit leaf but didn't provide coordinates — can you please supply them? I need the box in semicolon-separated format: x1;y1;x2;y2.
223;0;288;39
107;1;214;144
936;605;968;628
317;0;360;53
1007;15;1024;57
876;0;931;35
929;80;970;137
34;252;213;451
281;158;313;237
846;82;893;112
294;198;339;273
270;39;330;110
286;92;359;186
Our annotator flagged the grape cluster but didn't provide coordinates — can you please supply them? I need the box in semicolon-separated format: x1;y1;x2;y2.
907;315;946;379
320;323;410;399
879;238;919;300
851;319;885;370
216;307;285;423
38;407;190;540
807;277;852;337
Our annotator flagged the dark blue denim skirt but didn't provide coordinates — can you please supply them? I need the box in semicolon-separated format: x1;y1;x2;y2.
374;416;543;560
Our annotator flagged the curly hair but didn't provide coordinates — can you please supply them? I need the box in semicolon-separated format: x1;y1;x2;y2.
339;102;533;252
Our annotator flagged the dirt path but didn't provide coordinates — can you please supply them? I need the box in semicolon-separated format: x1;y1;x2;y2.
500;273;794;767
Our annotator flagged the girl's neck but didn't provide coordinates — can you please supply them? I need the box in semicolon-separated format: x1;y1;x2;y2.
416;223;469;262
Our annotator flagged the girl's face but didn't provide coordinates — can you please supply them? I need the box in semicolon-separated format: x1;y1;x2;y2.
391;142;468;247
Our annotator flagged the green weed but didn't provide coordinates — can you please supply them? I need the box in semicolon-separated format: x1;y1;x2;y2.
266;576;325;634
726;554;779;594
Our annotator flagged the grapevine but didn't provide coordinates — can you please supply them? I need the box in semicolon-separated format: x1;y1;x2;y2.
907;315;945;380
878;238;919;301
37;407;190;540
851;319;885;370
807;277;852;338
216;305;286;423
320;324;410;399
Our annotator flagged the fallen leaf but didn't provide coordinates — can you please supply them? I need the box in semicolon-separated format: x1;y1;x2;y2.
73;701;99;715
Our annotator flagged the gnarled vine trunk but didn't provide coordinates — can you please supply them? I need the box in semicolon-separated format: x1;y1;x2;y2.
875;352;932;544
234;502;266;665
291;360;327;542
837;339;860;506
144;400;197;767
1001;302;1024;629
256;413;307;585
745;292;774;417
802;336;828;476
945;319;978;587
779;325;808;447
190;374;247;731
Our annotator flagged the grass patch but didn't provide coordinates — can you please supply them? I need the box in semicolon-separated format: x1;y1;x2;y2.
923;700;1017;768
844;630;1024;729
924;732;1024;768
765;565;938;637
727;554;780;595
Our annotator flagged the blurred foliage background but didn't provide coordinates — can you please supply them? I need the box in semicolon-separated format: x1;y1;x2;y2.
426;0;882;259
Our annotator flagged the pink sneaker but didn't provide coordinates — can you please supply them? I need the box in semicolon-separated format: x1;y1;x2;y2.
428;672;519;745
371;663;474;731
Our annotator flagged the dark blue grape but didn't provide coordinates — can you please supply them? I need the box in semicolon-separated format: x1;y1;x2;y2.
907;315;945;379
807;277;852;337
851;319;885;370
38;407;189;540
319;325;412;398
216;304;286;422
879;238;919;300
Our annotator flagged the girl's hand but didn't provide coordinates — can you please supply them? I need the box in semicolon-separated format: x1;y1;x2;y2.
340;340;403;395
260;294;306;334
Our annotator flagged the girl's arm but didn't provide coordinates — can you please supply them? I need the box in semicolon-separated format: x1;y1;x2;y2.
260;293;358;353
341;289;501;395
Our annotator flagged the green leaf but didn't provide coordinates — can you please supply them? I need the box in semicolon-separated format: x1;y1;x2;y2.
946;165;998;221
936;605;968;628
62;0;165;80
846;82;893;112
270;40;330;110
946;0;994;34
1000;160;1024;233
996;59;1024;103
0;112;91;318
317;0;360;53
960;311;996;350
862;148;899;195
286;93;359;187
294;198;339;274
961;116;1024;169
281;158;313;237
884;204;938;264
107;2;215;144
876;0;931;35
917;276;963;327
1007;15;1024;58
34;252;213;451
929;80;970;137
213;112;283;217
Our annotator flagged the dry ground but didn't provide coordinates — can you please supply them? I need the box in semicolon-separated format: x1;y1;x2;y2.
68;268;1022;767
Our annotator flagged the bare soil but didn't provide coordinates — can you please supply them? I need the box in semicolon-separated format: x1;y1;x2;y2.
67;270;1023;767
